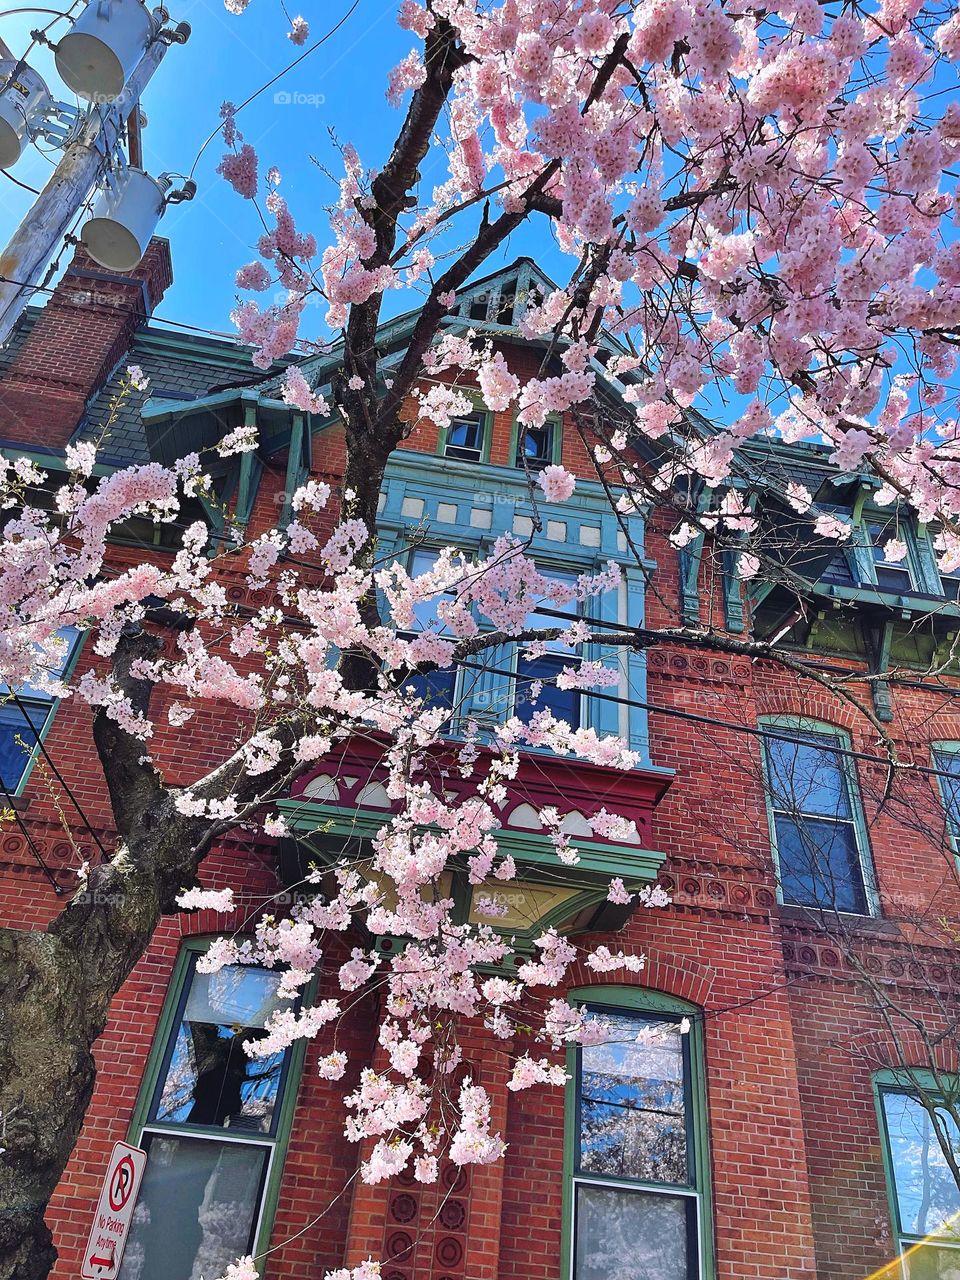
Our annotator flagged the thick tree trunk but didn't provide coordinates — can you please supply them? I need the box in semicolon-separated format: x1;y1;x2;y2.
0;930;96;1280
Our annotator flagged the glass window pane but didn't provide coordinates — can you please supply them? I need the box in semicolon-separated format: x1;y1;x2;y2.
516;423;554;469
404;668;457;714
870;523;913;593
445;412;485;461
773;814;867;913
118;1133;268;1280
580;1100;687;1184
579;1013;688;1185
884;1092;960;1239
764;733;852;819
574;1184;692;1280
408;547;463;634
0;700;48;791
904;1243;960;1279
153;965;289;1134
934;753;960;836
515;654;580;729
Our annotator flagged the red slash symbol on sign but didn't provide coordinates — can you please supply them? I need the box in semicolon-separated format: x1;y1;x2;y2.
108;1155;135;1213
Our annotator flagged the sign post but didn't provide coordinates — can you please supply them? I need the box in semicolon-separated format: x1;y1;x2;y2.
80;1140;147;1279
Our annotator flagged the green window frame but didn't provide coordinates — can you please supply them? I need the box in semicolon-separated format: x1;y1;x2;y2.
563;986;713;1280
438;405;492;464
759;716;879;916
0;626;83;797
874;1069;960;1277
119;937;309;1280
932;743;960;853
511;415;562;472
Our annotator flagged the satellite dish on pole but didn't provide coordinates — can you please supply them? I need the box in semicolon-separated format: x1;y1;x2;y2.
0;61;52;168
80;167;167;271
55;0;155;102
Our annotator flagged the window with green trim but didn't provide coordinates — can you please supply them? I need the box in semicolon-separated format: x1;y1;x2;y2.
515;420;558;471
0;626;80;795
878;1082;960;1275
118;950;301;1280
570;1005;706;1280
443;409;488;462
932;746;960;849
865;519;916;593
760;721;876;915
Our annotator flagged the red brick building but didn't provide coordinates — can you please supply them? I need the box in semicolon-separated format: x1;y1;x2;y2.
0;238;958;1280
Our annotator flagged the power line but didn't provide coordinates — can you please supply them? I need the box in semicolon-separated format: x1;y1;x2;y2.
0;273;246;343
10;687;108;857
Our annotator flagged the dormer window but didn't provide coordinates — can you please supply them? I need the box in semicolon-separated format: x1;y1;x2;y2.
496;279;517;326
468;294;489;322
444;410;488;463
865;521;914;594
516;421;557;471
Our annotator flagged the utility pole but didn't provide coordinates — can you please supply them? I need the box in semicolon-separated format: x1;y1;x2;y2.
0;33;177;345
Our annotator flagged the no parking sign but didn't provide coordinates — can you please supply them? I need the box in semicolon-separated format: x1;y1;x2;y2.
80;1141;147;1279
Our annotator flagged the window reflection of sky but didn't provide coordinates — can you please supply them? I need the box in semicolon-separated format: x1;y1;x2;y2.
579;1014;689;1187
884;1092;960;1240
154;966;288;1134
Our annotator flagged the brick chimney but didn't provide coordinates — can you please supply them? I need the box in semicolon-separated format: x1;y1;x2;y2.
0;237;173;450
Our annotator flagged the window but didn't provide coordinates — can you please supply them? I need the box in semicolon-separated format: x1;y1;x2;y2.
0;627;80;794
878;1081;960;1276
866;521;915;594
514;569;581;730
516;421;557;471
933;747;960;848
443;410;488;463
119;949;302;1280
938;562;960;603
399;547;460;714
569;1001;708;1280
761;723;875;914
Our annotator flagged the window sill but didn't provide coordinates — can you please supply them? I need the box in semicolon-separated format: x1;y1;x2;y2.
776;903;899;935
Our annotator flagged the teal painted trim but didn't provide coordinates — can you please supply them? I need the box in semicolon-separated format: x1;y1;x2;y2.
135;327;260;370
721;549;746;634
385;447;646;519
561;986;714;1280
0;445;118;478
276;799;668;885
679;536;705;627
124;936;311;1280
280;412;307;529
757;715;880;916
233;405;262;536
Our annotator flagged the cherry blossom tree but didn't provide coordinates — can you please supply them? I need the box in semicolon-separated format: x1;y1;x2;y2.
2;0;960;1276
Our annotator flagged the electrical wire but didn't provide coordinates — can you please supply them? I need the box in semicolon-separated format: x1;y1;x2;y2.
10;688;108;857
187;0;361;181
0;776;64;893
0;272;246;342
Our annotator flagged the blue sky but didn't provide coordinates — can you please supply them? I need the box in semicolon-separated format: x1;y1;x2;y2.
0;0;560;342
